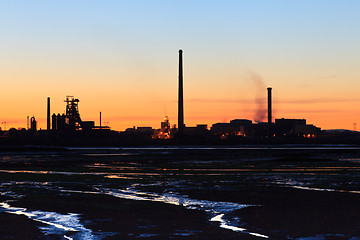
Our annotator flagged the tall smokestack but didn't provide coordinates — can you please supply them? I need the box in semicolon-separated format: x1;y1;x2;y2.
178;49;184;135
267;87;272;138
47;97;50;131
100;111;102;130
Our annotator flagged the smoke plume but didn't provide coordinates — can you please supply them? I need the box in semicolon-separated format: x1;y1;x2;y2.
250;72;267;122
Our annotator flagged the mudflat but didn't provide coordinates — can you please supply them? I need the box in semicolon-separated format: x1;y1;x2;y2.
0;146;360;240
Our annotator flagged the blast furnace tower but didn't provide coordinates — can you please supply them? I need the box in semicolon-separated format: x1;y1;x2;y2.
64;96;83;130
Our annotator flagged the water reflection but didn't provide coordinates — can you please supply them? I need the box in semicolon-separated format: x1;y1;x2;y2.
210;214;268;238
99;187;269;238
292;186;360;194
0;202;95;240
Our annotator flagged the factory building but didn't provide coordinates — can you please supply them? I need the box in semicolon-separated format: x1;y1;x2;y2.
124;126;154;140
155;116;171;139
211;119;252;136
50;96;109;132
183;124;208;136
275;118;321;137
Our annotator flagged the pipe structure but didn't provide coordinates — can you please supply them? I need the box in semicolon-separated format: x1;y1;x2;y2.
178;49;184;135
100;111;102;130
267;87;272;138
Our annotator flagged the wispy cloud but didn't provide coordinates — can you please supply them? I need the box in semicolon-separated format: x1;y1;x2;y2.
279;109;346;114
153;98;264;104
154;97;360;104
108;116;162;121
186;98;256;104
322;74;337;79
277;97;360;104
153;97;359;105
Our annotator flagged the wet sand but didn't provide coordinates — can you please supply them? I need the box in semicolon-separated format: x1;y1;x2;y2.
1;146;360;239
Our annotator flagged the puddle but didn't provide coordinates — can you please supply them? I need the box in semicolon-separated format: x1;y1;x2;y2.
58;185;268;238
0;202;94;240
292;185;360;194
99;187;268;238
210;214;268;238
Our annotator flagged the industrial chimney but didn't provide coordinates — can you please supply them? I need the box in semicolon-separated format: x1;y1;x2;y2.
100;111;102;130
178;49;184;135
267;87;272;138
47;97;51;131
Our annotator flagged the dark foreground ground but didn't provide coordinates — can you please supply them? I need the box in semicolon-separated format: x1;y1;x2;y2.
1;145;360;240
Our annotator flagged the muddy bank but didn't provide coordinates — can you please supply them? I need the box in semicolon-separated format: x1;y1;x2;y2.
1;147;360;239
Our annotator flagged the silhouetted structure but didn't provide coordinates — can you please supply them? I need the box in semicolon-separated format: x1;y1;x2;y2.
267;87;272;138
124;126;154;141
50;96;109;132
178;49;184;136
211;117;321;140
57;114;66;131
275;118;320;137
47;97;50;131
30;116;37;131
160;116;171;139
52;113;57;130
211;119;251;137
152;117;177;139
161;116;170;131
184;125;209;136
231;119;252;127
51;113;66;132
64;96;82;130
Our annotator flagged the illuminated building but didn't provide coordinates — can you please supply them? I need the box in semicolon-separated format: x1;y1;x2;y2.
153;116;171;139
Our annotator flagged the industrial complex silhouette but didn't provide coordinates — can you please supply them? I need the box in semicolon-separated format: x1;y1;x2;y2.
0;49;359;146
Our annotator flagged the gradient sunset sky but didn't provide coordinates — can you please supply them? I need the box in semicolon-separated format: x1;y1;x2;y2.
1;1;359;131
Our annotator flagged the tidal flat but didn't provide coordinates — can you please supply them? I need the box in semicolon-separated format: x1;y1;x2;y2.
1;146;360;240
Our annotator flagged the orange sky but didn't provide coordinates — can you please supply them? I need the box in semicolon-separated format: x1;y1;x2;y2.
1;64;359;131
